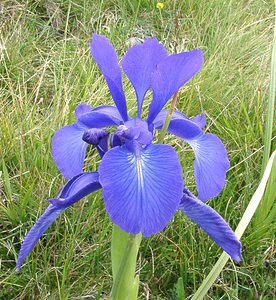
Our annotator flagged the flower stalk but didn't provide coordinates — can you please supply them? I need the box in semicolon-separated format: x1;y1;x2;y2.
157;91;179;144
111;225;142;300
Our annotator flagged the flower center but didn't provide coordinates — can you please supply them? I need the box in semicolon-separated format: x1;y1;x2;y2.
115;118;153;146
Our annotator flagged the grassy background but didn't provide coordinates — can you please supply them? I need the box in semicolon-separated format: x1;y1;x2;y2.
0;0;275;299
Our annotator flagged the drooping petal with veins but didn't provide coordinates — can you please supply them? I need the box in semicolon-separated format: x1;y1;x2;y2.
99;144;183;236
154;115;229;200
179;188;241;261
17;172;101;270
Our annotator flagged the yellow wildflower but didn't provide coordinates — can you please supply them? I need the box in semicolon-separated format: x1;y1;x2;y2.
156;2;164;9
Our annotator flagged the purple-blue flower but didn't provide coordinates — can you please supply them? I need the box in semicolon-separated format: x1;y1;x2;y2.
16;34;241;270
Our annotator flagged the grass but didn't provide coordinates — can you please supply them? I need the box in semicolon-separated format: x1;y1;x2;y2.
0;0;275;299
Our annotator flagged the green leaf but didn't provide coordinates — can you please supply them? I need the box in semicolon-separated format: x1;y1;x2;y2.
191;151;276;300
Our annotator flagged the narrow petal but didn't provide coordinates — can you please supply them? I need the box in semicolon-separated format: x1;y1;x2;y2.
179;188;242;261
16;172;101;270
99;144;184;236
52;122;88;178
154;116;229;200
16;205;63;270
147;50;204;123
90;34;128;121
122;38;168;116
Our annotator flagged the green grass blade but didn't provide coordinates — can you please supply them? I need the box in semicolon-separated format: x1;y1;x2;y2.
191;150;276;300
261;2;276;175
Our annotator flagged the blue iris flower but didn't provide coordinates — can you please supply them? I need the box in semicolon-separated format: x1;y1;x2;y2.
16;34;241;270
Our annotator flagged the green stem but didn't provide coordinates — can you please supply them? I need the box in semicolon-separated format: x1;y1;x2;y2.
157;91;179;144
111;225;142;300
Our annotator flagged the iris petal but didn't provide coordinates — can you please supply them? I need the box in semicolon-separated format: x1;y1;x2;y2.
148;50;204;123
154;114;202;140
122;38;168;116
79;111;123;128
179;188;242;261
189;134;230;200
99;144;184;236
191;113;206;128
16;172;101;270
53;105;121;178
75;103;93;117
50;172;101;208
92;105;124;122
154;116;229;200
90;34;128;121
52;122;88;178
153;110;206;129
16;205;63;270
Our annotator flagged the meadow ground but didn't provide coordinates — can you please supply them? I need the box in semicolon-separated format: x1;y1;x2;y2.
0;0;275;299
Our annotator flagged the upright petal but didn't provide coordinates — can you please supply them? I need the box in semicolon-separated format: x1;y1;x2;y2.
90;34;128;121
16;172;101;270
154;116;229;200
179;188;242;261
52;122;88;178
99;144;184;236
147;50;204;123
122;38;168;116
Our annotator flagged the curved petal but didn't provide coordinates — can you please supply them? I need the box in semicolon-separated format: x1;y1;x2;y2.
92;105;124;122
154;114;202;140
50;172;101;208
16;205;63;270
99;144;184;236
153;110;206;129
79;111;123;128
75;103;93;117
90;34;128;121
189;134;230;200
52;122;88;178
154;116;229;200
147;50;204;123
179;188;242;261
82;128;109;158
122;38;168;116
16;172;101;270
191;113;206;128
